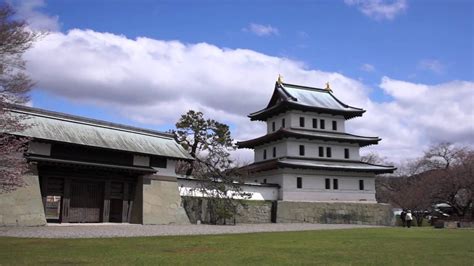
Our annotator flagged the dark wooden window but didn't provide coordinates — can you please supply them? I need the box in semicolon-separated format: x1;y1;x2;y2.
299;145;305;156
273;147;276;158
359;180;364;190
297;177;303;189
332;121;337;130
325;178;330;189
319;146;324;157
282;118;286;128
312;118;317;128
272;121;276;132
150;156;167;168
333;179;339;190
320;119;325;129
326;147;332;158
344;148;350;159
263;149;267;160
299;117;305;127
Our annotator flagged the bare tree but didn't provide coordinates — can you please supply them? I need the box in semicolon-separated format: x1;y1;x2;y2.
379;143;474;223
423;142;465;169
0;3;41;191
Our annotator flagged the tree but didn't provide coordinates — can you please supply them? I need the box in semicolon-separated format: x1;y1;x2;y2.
0;3;41;191
172;110;250;224
377;143;474;224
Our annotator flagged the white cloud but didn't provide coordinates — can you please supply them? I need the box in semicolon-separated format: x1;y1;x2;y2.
360;63;375;72
12;0;60;31
344;0;407;20
243;23;279;36
24;29;474;164
418;59;445;74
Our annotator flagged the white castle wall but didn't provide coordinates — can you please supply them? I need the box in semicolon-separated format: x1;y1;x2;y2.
248;169;376;202
266;111;346;133
254;139;360;162
177;178;279;201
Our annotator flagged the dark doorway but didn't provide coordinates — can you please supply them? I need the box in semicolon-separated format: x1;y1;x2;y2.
69;181;104;223
109;199;123;223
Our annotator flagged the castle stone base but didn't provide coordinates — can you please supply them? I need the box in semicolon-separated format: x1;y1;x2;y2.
276;201;394;226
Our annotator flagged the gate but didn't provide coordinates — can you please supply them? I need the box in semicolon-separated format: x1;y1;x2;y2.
68;181;104;223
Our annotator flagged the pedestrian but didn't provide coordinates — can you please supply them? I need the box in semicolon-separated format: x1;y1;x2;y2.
400;209;407;227
406;210;413;228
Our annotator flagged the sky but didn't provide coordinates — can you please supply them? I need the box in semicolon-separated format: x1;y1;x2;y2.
10;0;474;164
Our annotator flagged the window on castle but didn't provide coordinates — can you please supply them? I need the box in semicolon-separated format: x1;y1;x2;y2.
263;149;267;160
319;146;324;157
299;117;305;127
299;145;305;156
282;118;286;128
273;147;276;158
325;178;330;189
333;179;339;190
326;147;332;158
332;121;337;131
312;118;317;129
359;180;364;190
272;121;275;132
297;177;303;189
344;148;350;159
320;119;325;129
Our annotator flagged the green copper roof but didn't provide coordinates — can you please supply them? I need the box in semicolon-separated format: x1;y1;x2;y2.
282;83;363;112
249;82;365;120
4;105;193;160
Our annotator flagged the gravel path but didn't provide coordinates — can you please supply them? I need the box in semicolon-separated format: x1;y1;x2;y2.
0;223;382;238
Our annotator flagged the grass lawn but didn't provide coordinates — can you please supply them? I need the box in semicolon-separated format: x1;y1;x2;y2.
0;227;473;265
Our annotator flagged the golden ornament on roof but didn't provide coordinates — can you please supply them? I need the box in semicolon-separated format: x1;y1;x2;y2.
325;82;333;92
277;74;283;85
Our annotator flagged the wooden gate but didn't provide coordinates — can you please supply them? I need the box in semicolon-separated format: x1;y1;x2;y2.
68;181;104;223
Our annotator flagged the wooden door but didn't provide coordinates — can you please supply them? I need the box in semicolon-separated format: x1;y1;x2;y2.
69;181;103;223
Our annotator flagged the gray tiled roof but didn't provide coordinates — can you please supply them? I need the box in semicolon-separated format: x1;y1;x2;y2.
4;105;193;160
237;127;380;148
245;157;395;174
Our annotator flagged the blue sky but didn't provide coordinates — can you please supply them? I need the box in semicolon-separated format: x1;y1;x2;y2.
14;0;474;162
38;0;473;84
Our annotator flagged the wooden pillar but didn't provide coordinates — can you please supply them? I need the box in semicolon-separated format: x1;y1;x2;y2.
61;178;71;223
127;182;135;223
40;175;48;213
103;180;111;222
122;182;129;223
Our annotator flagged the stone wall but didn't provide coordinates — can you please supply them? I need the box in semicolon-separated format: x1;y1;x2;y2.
181;196;273;224
276;201;394;225
132;175;190;225
0;166;46;226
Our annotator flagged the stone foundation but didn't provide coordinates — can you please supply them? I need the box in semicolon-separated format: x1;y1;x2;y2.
181;196;273;224
140;175;190;225
276;201;394;225
0;166;46;226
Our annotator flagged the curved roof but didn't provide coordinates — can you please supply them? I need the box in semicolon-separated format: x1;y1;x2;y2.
249;82;365;121
245;157;396;174
237;128;380;148
4;105;193;160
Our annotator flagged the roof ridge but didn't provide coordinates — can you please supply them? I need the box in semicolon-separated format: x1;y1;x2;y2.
7;104;174;139
287;127;380;139
281;82;327;92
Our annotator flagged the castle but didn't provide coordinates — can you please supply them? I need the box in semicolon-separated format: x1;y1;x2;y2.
237;78;395;202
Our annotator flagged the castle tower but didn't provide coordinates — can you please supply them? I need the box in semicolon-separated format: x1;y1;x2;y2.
237;79;395;202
